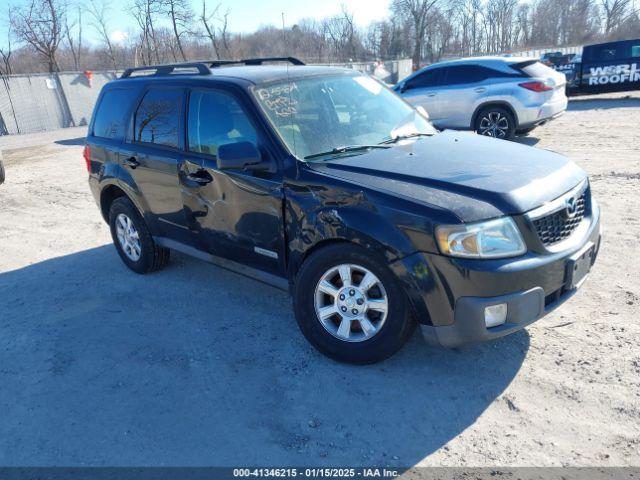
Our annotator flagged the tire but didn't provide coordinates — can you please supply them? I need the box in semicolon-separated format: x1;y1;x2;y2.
108;197;170;274
293;243;416;364
474;106;516;140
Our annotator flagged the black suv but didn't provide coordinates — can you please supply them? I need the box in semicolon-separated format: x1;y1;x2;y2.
86;58;601;364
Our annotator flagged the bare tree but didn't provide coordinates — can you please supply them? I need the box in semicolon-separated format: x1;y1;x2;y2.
600;0;632;35
0;23;14;75
163;0;192;61
4;0;637;75
322;5;360;62
86;0;118;69
130;0;162;65
200;1;230;60
63;6;82;70
424;4;456;62
392;0;441;68
295;19;327;62
10;0;66;72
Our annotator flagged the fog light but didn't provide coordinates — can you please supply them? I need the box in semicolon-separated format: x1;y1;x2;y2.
484;303;507;328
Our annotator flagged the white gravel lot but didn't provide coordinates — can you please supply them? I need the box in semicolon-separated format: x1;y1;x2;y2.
0;92;638;467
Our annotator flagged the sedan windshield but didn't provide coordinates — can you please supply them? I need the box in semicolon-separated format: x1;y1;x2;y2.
252;73;435;160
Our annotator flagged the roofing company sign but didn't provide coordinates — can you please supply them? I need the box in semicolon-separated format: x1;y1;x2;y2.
588;63;640;85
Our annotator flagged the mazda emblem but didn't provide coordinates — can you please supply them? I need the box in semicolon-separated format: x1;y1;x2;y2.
565;197;578;218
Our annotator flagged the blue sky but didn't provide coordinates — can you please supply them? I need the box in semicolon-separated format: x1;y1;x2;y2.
1;0;392;46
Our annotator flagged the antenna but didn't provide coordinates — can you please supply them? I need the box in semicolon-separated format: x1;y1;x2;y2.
281;12;287;57
282;12;297;156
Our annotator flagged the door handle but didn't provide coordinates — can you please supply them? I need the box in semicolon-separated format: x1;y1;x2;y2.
186;170;213;186
426;93;437;97
474;87;487;93
124;156;139;169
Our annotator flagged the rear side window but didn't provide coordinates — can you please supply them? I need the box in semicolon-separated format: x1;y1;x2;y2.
443;65;490;85
515;61;556;78
187;90;258;157
92;88;138;139
133;88;182;149
407;68;444;89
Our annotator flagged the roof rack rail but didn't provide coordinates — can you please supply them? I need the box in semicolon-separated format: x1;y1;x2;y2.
120;63;211;79
209;57;305;68
118;57;305;79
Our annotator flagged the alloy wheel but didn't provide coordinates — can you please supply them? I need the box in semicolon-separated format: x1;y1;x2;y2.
115;213;142;262
478;111;510;138
314;263;389;342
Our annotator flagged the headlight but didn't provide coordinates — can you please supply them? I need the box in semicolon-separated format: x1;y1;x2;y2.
436;217;526;259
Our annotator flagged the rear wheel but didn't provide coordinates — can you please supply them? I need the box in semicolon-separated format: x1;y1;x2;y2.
293;244;415;364
475;106;516;140
108;197;170;274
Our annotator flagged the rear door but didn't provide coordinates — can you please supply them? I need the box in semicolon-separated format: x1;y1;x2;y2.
121;86;193;244
179;87;285;276
87;87;140;188
401;67;446;123
436;65;492;128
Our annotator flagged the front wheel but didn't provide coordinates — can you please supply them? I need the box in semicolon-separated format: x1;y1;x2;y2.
475;106;516;140
293;244;415;364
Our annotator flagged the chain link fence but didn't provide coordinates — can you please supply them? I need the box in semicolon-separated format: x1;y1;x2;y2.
0;71;118;135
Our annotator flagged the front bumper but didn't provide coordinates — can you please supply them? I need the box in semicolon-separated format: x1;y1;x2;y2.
393;206;601;348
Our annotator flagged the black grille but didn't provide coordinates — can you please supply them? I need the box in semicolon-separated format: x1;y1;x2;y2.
533;192;587;246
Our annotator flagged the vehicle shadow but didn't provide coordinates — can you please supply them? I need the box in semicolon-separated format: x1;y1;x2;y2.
54;137;86;146
0;245;529;467
568;95;640;111
514;136;540;147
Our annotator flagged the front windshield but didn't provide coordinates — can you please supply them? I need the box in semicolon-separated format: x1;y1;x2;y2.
252;73;435;160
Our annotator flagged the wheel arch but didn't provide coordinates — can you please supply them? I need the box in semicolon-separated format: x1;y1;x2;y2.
290;237;433;327
291;238;354;278
99;184;128;222
471;101;519;130
287;205;415;278
99;183;147;224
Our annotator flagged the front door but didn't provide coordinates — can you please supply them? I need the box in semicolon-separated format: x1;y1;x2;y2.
402;67;446;123
179;88;285;276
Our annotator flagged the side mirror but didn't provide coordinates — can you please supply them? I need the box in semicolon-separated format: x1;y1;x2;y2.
217;141;267;171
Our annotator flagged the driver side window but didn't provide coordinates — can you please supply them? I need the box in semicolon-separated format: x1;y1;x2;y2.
187;90;258;157
406;68;444;90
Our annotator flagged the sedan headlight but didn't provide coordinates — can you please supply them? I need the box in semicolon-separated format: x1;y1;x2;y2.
436;217;526;259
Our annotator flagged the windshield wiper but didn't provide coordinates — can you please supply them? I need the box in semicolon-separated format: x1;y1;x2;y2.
379;132;433;144
304;144;390;160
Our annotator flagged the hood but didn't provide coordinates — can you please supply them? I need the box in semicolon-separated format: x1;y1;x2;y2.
308;130;586;221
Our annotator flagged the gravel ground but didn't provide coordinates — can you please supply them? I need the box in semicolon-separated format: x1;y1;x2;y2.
0;92;638;467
